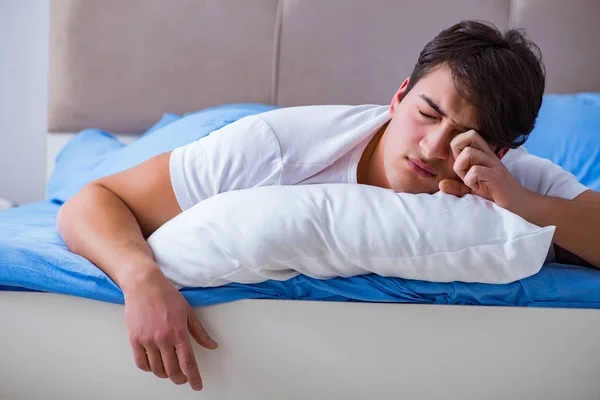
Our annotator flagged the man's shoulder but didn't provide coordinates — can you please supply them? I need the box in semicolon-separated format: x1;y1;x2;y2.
256;104;389;143
253;104;389;163
503;146;559;178
503;146;545;166
257;104;388;128
503;146;589;198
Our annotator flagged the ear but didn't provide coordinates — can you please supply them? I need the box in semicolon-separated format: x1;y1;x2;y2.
390;77;410;117
496;147;510;160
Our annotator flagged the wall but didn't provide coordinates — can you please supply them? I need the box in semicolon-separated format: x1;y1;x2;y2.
0;0;49;205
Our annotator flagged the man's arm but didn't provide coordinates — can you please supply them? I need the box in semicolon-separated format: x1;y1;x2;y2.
508;189;600;268
56;151;217;391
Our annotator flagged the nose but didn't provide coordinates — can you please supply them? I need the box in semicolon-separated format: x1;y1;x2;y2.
419;127;452;160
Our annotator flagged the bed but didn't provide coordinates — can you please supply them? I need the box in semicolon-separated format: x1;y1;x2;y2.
3;0;600;398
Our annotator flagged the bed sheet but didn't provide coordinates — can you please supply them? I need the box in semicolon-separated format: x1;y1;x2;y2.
2;200;600;309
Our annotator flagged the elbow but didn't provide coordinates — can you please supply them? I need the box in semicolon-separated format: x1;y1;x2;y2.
56;193;73;238
56;182;99;240
554;244;597;269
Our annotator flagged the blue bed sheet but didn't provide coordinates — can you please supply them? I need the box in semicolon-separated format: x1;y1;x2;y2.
2;200;600;308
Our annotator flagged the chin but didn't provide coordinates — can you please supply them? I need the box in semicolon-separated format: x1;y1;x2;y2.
390;178;438;195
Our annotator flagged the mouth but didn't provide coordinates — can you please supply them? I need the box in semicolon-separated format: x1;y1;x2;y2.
407;158;436;178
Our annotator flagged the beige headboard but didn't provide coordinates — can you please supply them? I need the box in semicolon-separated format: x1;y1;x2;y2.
48;0;600;134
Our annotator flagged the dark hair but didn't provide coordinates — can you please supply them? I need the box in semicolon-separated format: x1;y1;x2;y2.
402;20;546;149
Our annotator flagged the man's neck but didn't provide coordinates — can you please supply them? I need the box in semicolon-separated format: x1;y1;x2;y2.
356;122;390;189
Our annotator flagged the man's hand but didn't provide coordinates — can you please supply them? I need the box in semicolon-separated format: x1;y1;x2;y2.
438;130;529;211
123;267;218;391
436;130;600;269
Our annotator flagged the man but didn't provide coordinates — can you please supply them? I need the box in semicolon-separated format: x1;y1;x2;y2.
56;20;600;391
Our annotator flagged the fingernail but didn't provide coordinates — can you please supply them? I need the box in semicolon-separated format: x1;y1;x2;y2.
205;335;216;345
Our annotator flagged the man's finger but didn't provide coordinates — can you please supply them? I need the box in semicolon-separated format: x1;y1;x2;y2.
161;345;188;386
145;346;168;379
176;341;204;391
188;309;219;350
131;341;151;372
453;146;495;180
439;179;471;197
463;165;492;194
450;129;496;160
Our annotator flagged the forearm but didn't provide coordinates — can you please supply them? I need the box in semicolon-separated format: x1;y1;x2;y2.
56;182;166;293
511;191;600;268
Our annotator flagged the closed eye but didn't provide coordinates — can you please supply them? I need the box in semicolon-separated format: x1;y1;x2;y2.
419;111;437;120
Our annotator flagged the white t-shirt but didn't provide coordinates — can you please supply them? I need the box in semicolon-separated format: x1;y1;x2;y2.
169;104;589;212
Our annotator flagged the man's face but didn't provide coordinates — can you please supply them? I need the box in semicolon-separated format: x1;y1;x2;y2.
380;64;482;194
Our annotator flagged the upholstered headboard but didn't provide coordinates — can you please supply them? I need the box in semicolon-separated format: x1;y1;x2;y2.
48;0;600;134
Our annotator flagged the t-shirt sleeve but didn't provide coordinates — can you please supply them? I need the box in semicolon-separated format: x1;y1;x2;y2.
169;115;282;211
503;148;589;200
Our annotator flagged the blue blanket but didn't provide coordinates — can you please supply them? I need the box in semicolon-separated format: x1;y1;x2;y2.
2;99;600;308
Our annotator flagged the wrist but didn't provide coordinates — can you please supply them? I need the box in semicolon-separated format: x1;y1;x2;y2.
505;188;547;225
118;262;168;296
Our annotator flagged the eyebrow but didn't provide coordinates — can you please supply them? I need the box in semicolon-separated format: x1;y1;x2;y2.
419;94;478;132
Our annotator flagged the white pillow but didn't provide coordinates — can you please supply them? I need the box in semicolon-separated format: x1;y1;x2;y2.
147;184;555;288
